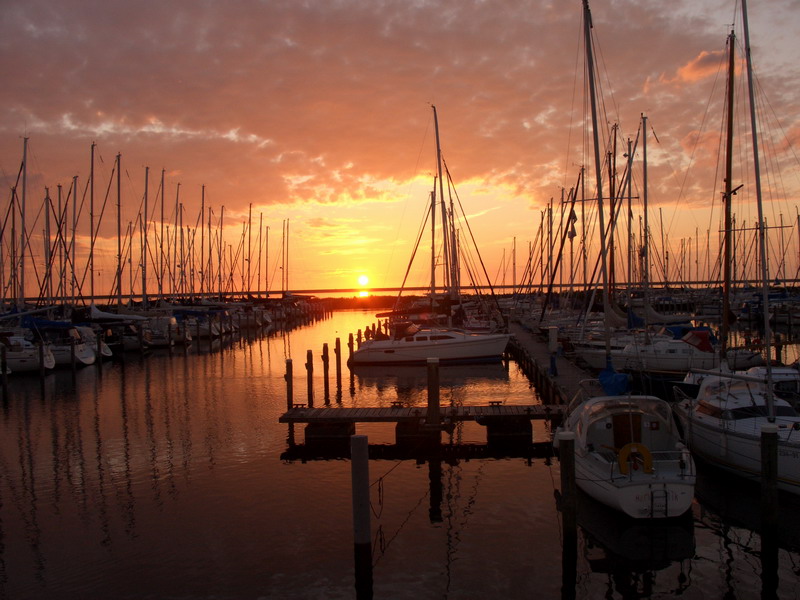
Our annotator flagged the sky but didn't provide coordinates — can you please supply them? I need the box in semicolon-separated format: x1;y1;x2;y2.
1;0;799;300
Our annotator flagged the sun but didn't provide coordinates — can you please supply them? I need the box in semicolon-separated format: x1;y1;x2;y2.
358;275;369;286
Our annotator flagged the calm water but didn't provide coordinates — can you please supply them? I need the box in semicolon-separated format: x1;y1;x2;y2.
1;310;799;600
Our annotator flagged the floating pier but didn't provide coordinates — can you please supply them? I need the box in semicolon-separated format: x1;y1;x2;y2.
278;327;579;448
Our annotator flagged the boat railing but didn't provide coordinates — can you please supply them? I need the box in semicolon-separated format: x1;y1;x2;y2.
608;447;695;480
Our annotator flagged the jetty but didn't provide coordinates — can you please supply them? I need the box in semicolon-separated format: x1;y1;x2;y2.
276;319;602;447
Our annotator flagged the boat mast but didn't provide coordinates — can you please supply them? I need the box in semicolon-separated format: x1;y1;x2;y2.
200;185;205;298
741;0;775;418
44;187;52;304
142;166;149;308
90;142;95;304
720;31;736;360
160;169;165;302
583;0;612;358
642;114;650;335
71;174;77;304
19;137;27;307
116;153;122;307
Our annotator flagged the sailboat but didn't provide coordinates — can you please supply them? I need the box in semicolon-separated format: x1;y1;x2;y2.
349;106;509;366
555;0;696;519
556;381;696;518
671;3;800;495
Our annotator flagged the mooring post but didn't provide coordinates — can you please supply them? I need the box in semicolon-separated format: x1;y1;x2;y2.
334;337;342;395
306;349;314;408
285;358;294;411
426;357;441;426
761;423;778;532
356;329;362;347
557;429;578;598
557;431;577;535
322;343;330;404
350;434;373;599
348;333;354;366
761;422;779;597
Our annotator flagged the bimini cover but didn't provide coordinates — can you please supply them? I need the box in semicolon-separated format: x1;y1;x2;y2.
599;358;629;395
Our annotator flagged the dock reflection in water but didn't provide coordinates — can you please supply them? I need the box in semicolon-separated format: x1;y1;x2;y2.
0;309;799;599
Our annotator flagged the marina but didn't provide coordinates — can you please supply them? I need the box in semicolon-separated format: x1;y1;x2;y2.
1;309;800;598
2;0;800;598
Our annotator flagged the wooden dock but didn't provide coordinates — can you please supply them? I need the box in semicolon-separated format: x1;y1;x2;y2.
277;318;594;448
279;403;558;424
507;319;595;405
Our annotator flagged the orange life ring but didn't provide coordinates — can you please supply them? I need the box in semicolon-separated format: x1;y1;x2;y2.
618;442;654;475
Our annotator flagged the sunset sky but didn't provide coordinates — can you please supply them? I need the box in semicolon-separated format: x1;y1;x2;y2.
1;0;798;299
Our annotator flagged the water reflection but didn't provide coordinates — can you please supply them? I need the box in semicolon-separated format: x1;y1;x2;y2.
575;491;694;596
0;312;799;599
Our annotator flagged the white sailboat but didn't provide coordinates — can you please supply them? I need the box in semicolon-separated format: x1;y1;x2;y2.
671;2;800;495
556;382;696;519
673;376;800;493
555;0;696;519
350;106;509;366
0;332;55;372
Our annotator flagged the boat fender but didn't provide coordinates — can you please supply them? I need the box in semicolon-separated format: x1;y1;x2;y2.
618;443;653;475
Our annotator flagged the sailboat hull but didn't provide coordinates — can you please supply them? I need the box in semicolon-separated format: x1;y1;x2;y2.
349;329;510;366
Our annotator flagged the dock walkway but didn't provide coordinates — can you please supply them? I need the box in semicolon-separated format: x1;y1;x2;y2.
507;319;595;405
279;403;558;425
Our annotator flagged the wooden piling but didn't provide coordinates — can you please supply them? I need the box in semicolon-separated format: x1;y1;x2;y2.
322;343;330;404
334;337;342;395
426;358;441;426
306;349;314;408
348;333;354;367
285;358;294;411
557;431;577;537
761;423;778;533
350;434;373;599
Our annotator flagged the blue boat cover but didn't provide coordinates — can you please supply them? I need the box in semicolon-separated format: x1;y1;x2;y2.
599;357;629;395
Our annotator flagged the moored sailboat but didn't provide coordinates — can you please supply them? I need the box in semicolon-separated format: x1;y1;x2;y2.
350;106;509;366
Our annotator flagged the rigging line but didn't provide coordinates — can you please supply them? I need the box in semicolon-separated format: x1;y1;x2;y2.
441;160;502;312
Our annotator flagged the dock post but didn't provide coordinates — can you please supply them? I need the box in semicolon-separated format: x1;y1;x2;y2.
557;430;577;598
356;329;362;347
334;337;342;398
557;431;577;535
285;358;293;411
761;422;779;596
347;333;353;370
322;343;330;404
761;423;778;531
306;349;314;408
350;435;373;599
426;357;441;426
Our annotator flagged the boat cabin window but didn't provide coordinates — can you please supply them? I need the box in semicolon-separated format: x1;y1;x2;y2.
696;402;725;418
430;335;454;340
729;405;799;419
